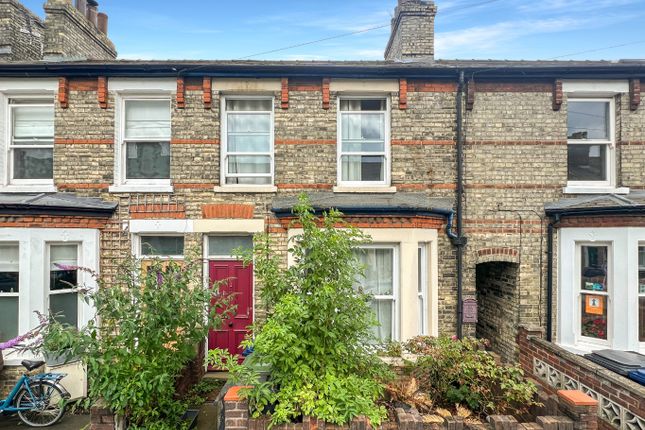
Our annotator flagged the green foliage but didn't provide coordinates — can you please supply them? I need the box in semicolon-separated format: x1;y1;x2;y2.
210;194;389;426
181;378;226;409
37;250;231;429
404;336;538;416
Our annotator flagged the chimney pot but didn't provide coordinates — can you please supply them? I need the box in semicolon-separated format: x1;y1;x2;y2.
87;4;98;28
75;0;87;16
97;12;108;35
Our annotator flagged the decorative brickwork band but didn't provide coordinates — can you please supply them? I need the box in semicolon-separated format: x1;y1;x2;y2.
203;77;212;109
553;80;563;111
322;78;330;110
399;78;408;110
476;247;519;264
630;79;641;111
176;77;185;109
58;77;69;109
202;204;255;219
98;76;108;109
466;80;476;111
130;204;186;219
281;78;289;109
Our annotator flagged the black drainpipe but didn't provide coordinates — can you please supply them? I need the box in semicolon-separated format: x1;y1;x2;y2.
453;71;467;339
545;214;559;342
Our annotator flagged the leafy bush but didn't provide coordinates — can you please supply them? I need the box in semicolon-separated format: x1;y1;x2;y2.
404;336;538;416
210;195;389;426
36;251;231;430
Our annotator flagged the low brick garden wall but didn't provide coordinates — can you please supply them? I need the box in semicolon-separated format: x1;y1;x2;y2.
223;386;599;430
517;326;645;430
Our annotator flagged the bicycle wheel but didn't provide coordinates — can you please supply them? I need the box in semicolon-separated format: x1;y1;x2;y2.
15;380;67;427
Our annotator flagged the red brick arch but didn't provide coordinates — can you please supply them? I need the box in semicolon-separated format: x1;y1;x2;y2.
476;247;519;264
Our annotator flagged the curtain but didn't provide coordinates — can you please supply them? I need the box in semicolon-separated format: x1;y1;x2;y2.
125;100;171;140
13;106;54;139
357;248;394;341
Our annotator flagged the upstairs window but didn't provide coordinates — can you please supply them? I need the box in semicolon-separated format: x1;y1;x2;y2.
338;98;389;186
567;99;613;186
121;98;171;183
222;98;274;186
9;99;54;183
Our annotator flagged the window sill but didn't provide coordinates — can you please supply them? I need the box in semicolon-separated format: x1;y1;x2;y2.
109;184;174;193
333;186;397;194
214;186;277;194
0;184;57;193
563;186;630;195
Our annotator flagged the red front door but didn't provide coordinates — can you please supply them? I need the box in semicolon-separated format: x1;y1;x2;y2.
208;260;253;360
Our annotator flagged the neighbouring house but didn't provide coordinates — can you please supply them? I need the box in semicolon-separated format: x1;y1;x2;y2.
0;0;644;423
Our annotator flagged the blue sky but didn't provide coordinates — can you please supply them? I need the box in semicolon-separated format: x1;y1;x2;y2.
22;0;645;61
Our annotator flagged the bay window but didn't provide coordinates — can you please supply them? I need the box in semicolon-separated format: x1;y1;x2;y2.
355;246;398;342
567;99;614;187
0;229;97;362
338;98;389;186
222;97;274;186
48;244;79;328
8;99;54;183
559;229;645;353
639;245;645;343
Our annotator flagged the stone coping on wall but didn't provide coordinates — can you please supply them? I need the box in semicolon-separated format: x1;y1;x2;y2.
517;326;645;430
222;386;598;430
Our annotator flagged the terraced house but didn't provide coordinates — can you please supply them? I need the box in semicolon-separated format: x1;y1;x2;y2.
0;0;645;418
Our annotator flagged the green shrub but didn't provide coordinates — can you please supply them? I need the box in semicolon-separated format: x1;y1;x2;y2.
405;336;538;416
210;195;389;426
36;251;231;430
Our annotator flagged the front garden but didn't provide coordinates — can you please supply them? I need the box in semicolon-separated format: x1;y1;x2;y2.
34;195;575;429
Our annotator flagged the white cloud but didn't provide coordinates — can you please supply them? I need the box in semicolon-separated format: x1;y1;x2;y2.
435;13;634;58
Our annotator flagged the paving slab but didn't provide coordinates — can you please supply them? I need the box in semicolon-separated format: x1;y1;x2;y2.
0;413;89;429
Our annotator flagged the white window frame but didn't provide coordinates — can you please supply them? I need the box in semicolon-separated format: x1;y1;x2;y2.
418;244;428;336
220;95;275;189
46;242;81;328
566;98;615;189
558;228;645;354
336;96;391;188
0;242;20;342
356;244;400;342
638;242;645;349
206;234;254;261
575;242;612;348
111;93;173;193
0;228;98;365
0;79;58;193
134;234;185;260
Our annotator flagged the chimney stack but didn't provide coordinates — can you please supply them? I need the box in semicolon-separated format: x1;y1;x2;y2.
97;12;108;34
385;0;437;61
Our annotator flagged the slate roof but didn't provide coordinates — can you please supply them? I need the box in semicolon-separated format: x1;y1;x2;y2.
545;192;645;216
0;59;643;79
272;192;453;217
0;193;117;217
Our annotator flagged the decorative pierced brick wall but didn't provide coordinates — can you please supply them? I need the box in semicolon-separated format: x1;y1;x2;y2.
517;327;645;430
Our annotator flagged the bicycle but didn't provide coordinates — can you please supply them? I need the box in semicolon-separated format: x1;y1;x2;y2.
0;359;70;427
